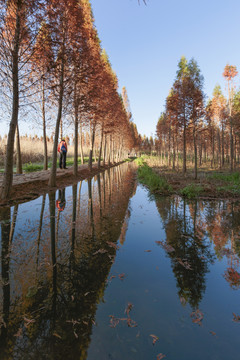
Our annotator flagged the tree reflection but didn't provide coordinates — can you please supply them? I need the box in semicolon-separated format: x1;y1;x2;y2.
0;207;11;356
156;196;214;309
0;162;136;359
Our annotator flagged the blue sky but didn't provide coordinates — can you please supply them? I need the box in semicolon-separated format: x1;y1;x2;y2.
90;0;240;138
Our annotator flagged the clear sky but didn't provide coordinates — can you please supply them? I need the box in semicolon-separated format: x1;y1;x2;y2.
90;0;240;138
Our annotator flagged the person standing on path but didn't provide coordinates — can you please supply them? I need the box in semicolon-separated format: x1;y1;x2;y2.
57;138;68;169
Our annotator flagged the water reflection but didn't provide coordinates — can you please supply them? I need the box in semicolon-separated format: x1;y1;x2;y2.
0;163;136;359
155;196;240;308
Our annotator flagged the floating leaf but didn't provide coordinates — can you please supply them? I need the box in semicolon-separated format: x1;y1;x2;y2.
144;250;152;252
125;302;133;317
190;309;204;326
53;332;62;339
150;334;159;345
233;313;240;322
157;354;166;360
93;249;108;255
118;273;125;281
109;315;120;328
209;331;216;336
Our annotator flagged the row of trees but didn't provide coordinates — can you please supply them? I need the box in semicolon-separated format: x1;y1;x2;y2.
0;0;139;200
156;56;240;178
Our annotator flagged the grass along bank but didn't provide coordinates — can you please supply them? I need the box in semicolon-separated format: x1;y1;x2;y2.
136;156;240;199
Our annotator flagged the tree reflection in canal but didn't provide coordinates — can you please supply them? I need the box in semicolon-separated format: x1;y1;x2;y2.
0;163;137;359
155;196;240;308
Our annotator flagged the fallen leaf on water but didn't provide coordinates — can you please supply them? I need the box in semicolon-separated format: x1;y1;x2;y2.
107;241;119;250
14;328;23;338
93;249;108;255
109;315;120;328
190;309;204;326
155;240;175;253
118;273;125;281
233;313;240;322
209;331;216;336
125;303;133;317
144;250;152;252
180;296;187;306
53;332;62;339
177;258;192;270
150;334;159;345
24;317;36;328
127;318;138;328
157;354;166;360
108;275;116;282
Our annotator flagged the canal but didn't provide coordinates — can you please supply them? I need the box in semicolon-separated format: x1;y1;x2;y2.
0;162;240;359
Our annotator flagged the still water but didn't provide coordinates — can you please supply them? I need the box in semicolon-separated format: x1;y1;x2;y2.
0;163;240;360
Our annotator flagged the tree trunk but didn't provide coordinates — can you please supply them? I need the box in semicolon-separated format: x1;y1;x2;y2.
230;117;233;172
42;78;48;170
222;124;224;166
48;53;65;187
108;134;111;166
73;81;78;177
88;123;96;171
1;6;21;199
98;127;103;169
16;124;22;174
183;117;187;174
193;124;197;180
103;134;107;166
79;122;84;165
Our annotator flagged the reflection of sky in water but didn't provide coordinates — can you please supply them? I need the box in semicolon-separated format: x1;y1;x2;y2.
0;165;240;360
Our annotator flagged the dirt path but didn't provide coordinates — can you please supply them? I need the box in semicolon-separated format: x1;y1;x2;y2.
0;163;108;206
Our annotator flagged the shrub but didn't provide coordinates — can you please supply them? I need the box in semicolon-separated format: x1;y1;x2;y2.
180;183;203;199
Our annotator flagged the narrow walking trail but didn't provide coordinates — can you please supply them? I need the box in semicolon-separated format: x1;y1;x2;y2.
0;163;106;206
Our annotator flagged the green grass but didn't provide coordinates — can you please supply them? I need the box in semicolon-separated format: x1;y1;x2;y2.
23;162;45;172
180;183;204;199
137;164;172;193
208;172;240;183
217;184;240;195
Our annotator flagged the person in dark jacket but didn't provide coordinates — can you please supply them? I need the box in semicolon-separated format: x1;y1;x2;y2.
57;138;68;169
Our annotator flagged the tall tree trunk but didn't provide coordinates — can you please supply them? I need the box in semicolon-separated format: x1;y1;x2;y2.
42;78;48;170
48;54;65;187
16;124;22;174
1;6;21;199
73;79;78;177
88;122;96;171
230;119;234;172
60;118;63;140
79;122;84;165
221;123;224;167
108;134;111;166
103;134;107;166
172;130;175;170
168;125;171;168
193;124;197;180
183;116;187;174
98;127;103;169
